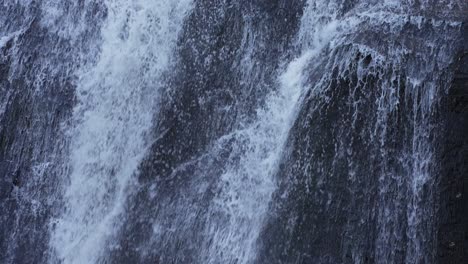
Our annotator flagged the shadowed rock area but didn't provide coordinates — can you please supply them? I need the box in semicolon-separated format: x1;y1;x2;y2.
436;22;468;264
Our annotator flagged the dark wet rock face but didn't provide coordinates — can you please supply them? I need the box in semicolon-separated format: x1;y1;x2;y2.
436;22;468;264
257;11;467;264
0;1;467;263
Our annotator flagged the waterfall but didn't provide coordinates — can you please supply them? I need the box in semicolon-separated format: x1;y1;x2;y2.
0;1;467;263
49;1;193;262
200;4;360;262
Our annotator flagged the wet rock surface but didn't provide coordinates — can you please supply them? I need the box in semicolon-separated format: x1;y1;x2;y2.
436;22;468;264
0;1;467;263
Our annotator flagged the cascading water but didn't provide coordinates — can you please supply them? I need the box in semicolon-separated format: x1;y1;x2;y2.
0;0;467;264
49;1;193;263
199;7;359;263
256;2;467;263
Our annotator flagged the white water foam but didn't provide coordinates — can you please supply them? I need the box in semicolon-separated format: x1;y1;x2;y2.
49;0;193;263
202;2;355;262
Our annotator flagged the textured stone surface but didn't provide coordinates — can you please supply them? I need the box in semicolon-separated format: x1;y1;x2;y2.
0;1;467;263
436;21;468;264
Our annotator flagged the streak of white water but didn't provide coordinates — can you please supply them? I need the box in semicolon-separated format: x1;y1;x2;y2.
202;2;357;262
0;32;16;49
203;52;310;263
49;0;193;263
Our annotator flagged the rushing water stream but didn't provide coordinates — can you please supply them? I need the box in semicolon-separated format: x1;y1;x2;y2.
1;1;467;263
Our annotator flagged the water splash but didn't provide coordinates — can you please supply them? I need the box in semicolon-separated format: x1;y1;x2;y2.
200;3;355;262
49;0;193;262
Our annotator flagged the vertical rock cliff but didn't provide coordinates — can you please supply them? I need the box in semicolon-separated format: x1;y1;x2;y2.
0;1;467;263
437;22;468;264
